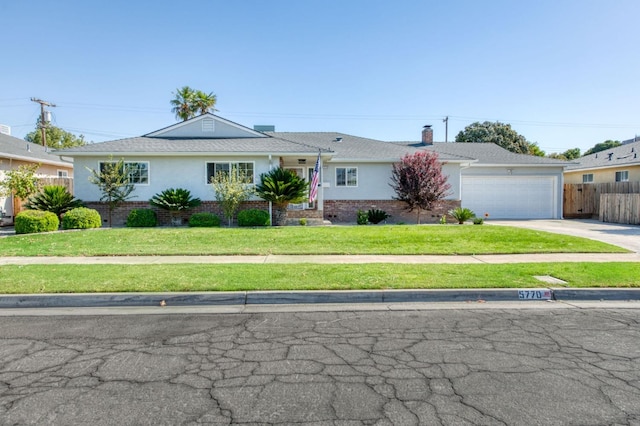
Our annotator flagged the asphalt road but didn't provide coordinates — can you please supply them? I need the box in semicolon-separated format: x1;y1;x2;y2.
1;304;639;425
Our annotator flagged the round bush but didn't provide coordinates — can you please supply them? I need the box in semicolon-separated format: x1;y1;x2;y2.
237;209;270;227
188;212;221;227
62;207;102;230
126;209;157;227
14;210;59;234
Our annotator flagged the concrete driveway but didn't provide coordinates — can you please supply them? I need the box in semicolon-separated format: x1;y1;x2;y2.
489;219;640;253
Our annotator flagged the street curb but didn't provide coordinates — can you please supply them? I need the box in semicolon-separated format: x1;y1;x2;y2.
1;288;640;308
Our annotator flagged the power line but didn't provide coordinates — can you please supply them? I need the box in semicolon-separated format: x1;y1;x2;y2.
30;98;56;146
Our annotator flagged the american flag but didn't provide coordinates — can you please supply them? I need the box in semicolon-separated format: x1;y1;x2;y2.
309;152;321;203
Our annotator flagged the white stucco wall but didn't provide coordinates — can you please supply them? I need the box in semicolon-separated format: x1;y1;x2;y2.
73;156;272;202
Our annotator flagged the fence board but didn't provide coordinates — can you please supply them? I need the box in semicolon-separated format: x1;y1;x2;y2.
599;194;640;225
37;177;74;194
564;182;640;219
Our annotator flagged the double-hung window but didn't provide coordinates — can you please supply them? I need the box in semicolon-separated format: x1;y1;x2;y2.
206;162;254;184
336;167;357;187
99;161;149;184
582;173;594;183
615;170;629;182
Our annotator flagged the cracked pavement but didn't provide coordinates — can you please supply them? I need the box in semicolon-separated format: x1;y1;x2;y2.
0;307;639;425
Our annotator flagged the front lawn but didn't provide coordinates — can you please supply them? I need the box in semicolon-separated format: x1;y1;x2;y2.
0;225;627;256
1;263;639;293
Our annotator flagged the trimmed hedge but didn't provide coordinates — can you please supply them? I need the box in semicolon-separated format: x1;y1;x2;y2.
15;210;59;234
188;212;221;227
126;209;157;227
62;207;102;230
237;209;270;227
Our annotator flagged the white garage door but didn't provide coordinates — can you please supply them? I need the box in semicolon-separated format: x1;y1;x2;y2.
461;176;556;219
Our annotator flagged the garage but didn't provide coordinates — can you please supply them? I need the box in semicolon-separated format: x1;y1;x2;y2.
461;176;557;219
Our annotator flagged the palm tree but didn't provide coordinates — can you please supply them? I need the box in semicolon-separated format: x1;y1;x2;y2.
255;168;308;226
193;90;217;115
170;86;196;121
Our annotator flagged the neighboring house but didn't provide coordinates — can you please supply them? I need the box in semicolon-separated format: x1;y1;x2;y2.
564;140;640;184
60;114;569;224
0;132;74;223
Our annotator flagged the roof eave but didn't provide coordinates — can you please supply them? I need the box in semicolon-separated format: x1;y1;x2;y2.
1;153;72;167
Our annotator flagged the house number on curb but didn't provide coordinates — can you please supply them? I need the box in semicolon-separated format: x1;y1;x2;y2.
518;289;552;300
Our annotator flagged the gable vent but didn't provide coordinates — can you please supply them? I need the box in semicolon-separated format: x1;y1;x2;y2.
202;119;215;132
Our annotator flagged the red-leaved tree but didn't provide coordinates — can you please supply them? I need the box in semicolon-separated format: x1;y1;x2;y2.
390;151;451;224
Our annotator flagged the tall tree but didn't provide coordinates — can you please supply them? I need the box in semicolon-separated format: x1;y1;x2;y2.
170;86;217;121
583;140;621;156
25;121;86;149
548;148;581;160
455;121;544;156
390;151;451;224
87;158;136;227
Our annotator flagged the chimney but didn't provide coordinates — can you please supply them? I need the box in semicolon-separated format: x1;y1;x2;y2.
422;125;433;145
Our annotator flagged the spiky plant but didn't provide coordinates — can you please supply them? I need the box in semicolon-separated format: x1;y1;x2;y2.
448;207;476;225
149;188;201;225
25;185;84;221
255;168;308;226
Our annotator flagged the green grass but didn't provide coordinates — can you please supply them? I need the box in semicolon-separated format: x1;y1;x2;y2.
1;263;639;293
0;225;627;256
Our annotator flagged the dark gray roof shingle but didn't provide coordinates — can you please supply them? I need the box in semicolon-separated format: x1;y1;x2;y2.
566;140;640;170
0;133;72;166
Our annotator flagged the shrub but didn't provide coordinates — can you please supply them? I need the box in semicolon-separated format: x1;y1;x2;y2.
62;207;102;230
473;217;484;225
150;188;201;225
356;210;369;225
14;210;59;234
448;207;476;224
126;209;157;227
439;215;447;224
367;209;390;224
188;212;221;227
237;209;270;227
299;218;308;226
24;185;84;220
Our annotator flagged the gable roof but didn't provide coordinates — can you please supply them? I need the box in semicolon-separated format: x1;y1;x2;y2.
0;133;73;167
566;140;640;171
395;141;572;167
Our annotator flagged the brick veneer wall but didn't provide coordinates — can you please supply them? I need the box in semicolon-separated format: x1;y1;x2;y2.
85;201;269;226
323;199;461;224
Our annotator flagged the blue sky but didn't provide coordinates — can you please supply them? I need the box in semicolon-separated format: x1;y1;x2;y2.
1;0;638;154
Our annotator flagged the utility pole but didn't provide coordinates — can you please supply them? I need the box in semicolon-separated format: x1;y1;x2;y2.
442;116;449;143
30;98;56;146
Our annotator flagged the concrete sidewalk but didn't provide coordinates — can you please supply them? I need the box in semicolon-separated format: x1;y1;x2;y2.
1;252;639;265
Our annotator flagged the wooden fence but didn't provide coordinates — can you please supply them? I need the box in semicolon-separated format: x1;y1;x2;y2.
38;177;74;194
599;194;640;225
564;182;640;220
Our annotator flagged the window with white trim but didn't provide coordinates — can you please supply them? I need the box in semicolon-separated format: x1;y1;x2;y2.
582;173;593;183
99;161;149;184
615;170;629;182
336;167;357;187
206;162;254;184
57;170;69;178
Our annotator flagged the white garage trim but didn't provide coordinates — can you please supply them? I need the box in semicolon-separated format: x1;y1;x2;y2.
462;176;558;219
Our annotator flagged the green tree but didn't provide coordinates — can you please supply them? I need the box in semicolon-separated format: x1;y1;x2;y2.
548;148;581;160
87;158;136;227
455;121;543;156
211;167;255;227
255;168;308;226
390;151;451;224
583;140;621;156
0;164;40;200
25;121;86;149
170;86;217;121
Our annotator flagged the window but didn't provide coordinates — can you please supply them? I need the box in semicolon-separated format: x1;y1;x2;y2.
99;161;149;184
615;171;629;182
206;162;254;184
582;173;593;183
57;170;69;178
336;167;357;187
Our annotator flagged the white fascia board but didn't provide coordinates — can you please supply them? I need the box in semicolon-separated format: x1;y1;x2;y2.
65;151;329;158
469;163;570;168
1;153;72;168
327;158;475;164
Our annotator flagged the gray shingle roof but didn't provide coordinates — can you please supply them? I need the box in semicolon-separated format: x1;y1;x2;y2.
566;140;640;171
268;132;467;162
0;133;72;166
58;135;327;155
395;141;572;166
